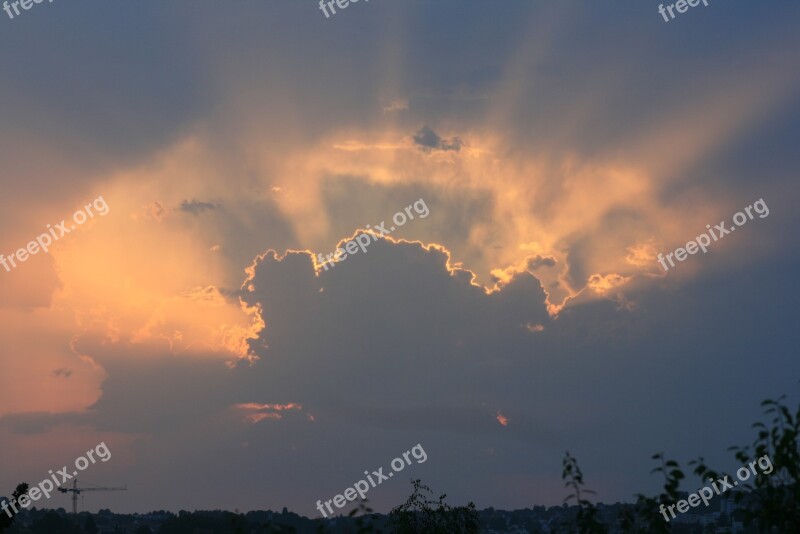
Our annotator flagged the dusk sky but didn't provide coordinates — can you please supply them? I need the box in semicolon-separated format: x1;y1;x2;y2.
1;0;799;518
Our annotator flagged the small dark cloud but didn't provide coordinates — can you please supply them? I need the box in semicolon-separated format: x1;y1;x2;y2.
413;126;463;152
178;199;221;215
52;368;73;378
526;255;557;271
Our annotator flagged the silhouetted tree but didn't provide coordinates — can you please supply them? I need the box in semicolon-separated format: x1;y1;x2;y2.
0;483;29;533
388;479;478;533
690;394;800;531
564;385;800;533
83;514;99;534
31;510;80;534
347;499;380;533
621;452;684;534
561;452;607;534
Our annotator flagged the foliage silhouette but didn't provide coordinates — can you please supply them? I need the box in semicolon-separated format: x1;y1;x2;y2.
563;388;800;533
561;452;607;534
690;394;800;532
387;479;478;534
31;510;80;534
0;484;29;533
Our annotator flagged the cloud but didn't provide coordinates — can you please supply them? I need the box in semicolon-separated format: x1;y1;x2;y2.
496;411;509;427
233;402;305;423
586;273;630;296
1;232;798;512
0;0;798;516
526;255;557;271
52;368;73;378
382;99;409;114
412;126;464;152
133;201;166;222
178;199;221;215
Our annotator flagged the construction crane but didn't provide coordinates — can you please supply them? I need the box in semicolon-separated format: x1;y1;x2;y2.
58;479;127;514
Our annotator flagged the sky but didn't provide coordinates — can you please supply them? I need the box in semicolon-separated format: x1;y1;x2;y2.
1;0;799;518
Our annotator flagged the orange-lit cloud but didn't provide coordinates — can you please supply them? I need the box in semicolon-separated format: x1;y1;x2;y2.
233;402;305;423
496;411;509;427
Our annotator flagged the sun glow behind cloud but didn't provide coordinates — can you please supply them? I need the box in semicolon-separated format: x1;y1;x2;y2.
0;0;798;514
